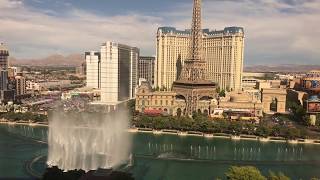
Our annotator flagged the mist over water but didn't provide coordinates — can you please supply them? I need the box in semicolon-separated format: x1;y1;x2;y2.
47;109;132;171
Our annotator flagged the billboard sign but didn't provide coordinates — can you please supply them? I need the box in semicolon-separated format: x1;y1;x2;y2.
307;101;320;113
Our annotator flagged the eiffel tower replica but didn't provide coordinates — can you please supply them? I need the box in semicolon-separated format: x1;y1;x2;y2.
172;0;216;116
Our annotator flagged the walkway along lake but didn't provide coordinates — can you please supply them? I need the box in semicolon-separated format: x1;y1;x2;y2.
1;124;320;179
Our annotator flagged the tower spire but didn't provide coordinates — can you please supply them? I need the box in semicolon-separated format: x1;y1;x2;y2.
178;0;206;82
191;0;202;61
172;0;216;116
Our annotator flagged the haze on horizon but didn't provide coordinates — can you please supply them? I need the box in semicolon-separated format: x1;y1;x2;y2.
0;0;319;65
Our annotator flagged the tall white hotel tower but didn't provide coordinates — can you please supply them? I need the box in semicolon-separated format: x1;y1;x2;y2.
86;41;139;105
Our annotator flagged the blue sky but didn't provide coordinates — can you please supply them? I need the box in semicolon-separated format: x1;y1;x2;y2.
0;0;320;65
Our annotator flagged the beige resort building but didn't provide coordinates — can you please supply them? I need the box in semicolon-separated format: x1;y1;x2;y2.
135;80;288;117
218;91;263;118
155;27;244;91
135;82;217;116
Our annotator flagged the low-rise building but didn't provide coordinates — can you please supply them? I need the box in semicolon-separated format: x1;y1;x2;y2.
15;76;26;96
261;88;287;114
135;82;217;116
218;91;263;118
301;70;320;94
135;82;177;115
242;78;259;90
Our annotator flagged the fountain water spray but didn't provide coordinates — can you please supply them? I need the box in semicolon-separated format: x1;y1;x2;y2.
47;109;131;171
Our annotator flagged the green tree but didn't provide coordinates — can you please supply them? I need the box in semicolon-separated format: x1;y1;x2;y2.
228;122;243;135
243;123;255;135
256;125;271;138
225;166;266;180
287;101;307;124
219;89;226;97
285;128;301;140
268;171;290;180
127;99;136;116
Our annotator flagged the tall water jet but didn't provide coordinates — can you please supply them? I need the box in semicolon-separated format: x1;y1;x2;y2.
47;109;131;171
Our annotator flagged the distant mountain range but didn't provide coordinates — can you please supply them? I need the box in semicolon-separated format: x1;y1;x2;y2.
9;54;320;72
9;54;84;67
244;64;320;73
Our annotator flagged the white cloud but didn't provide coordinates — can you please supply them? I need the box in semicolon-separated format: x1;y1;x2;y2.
0;0;163;58
170;0;320;64
0;0;319;65
0;0;22;8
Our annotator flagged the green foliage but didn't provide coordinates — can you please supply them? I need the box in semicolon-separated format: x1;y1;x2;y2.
219;89;226;97
227;122;243;135
216;87;226;97
225;166;266;180
127;99;136;116
316;114;320;127
242;123;256;135
0;112;47;122
285;128;301;140
287;101;307;124
132;113;311;139
134;115;250;134
256;125;271;138
268;171;290;180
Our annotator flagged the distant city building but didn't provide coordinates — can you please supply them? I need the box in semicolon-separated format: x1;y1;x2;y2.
301;70;320;94
242;72;275;90
8;67;20;78
242;78;259;90
0;70;8;91
26;81;41;91
243;72;272;79
257;80;283;91
26;80;72;92
0;43;9;92
100;42;139;104
138;56;155;86
76;62;86;75
85;51;100;89
86;42;139;105
15;76;26;96
0;43;9;70
0;43;14;102
155;26;244;91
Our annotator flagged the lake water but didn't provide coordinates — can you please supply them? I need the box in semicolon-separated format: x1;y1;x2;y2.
1;124;320;179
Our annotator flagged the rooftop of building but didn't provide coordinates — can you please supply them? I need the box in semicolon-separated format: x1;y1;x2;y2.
101;41;139;50
158;26;244;36
221;91;261;103
0;43;9;52
139;56;156;59
306;70;320;75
